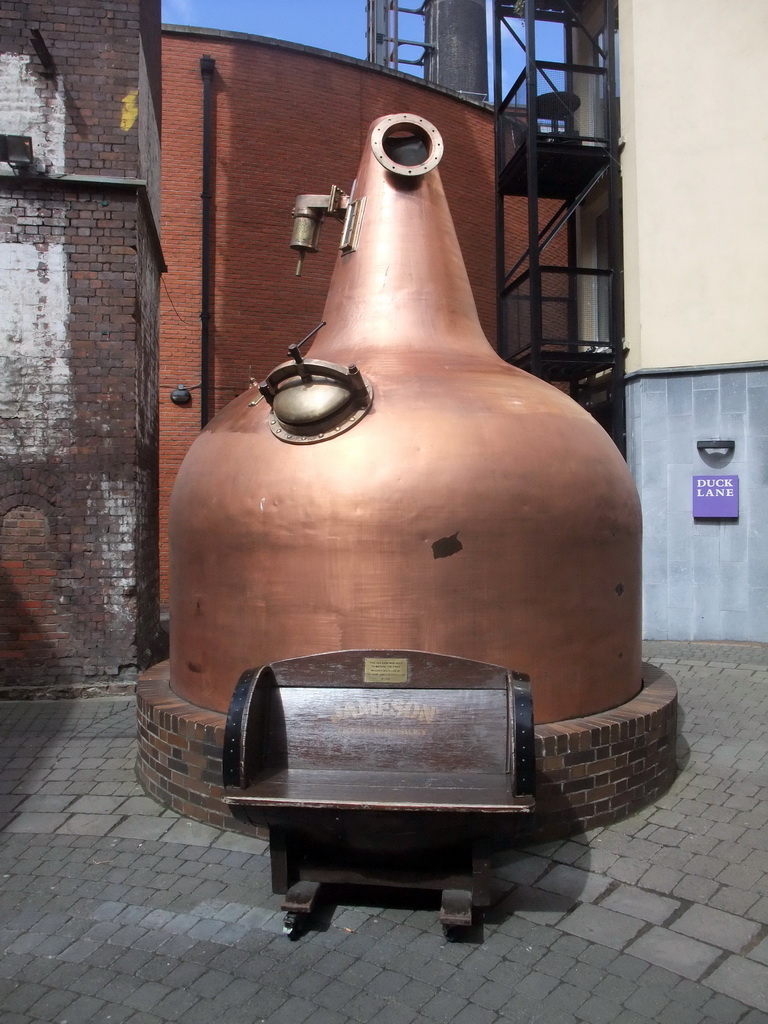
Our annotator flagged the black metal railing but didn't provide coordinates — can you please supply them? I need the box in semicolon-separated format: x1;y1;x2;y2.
502;267;612;358
499;61;608;166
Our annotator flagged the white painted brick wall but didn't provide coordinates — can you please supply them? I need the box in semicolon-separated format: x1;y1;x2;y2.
0;239;72;455
0;53;66;173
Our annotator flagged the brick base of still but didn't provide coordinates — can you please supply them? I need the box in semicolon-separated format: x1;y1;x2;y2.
136;662;678;843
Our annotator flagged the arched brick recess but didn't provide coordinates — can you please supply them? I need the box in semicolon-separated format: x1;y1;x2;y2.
0;501;66;688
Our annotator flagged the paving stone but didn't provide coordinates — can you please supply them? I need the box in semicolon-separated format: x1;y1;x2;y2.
556;904;645;950
497;885;573;924
550;934;589;959
637;865;683;892
492;852;549;886
287;968;334;999
592;971;637;1005
122;980;174;1012
189;962;237;995
56;812;122;836
91;1001;137;1022
460;946;504;976
706;956;768;1014
572;993;625;1024
668;979;711;1010
302;1010;350;1024
47;992;108;1020
160;820;223;847
515;970;558;1000
368;1004;419;1024
621;983;673;1020
717;862;765;889
13;794;76;813
211;831;269;855
747;936;768;966
670;875;721;902
575;848;619;875
152;988;205;1022
468;979;517;1011
117;796;167;816
3;982;50;1012
606;857;647;885
506;997;577;1024
419;988;467;1021
599;885;679;924
670;903;761;953
396;978;438;1010
536;865;611;904
3;812;71;833
611;1011;649;1024
536;950;577;980
476;960;521;992
544;980;589;1012
701;991;753;1023
625;927;721;980
563;959;603;993
449;1004;497;1024
27;986;78;1018
67;795;127;814
56;937;113;964
741;1011;768;1024
683;853;730;881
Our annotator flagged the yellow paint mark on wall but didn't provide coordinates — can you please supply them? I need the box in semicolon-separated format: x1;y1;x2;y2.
120;89;139;131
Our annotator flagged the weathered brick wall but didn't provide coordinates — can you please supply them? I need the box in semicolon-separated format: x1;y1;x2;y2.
2;2;152;177
0;1;163;696
159;30;515;601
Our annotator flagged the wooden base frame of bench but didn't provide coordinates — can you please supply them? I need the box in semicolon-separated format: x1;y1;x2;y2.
270;823;496;939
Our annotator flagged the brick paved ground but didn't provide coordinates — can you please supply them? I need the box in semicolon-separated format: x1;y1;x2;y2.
1;641;767;1024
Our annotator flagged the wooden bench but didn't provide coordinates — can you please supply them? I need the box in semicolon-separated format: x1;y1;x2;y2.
223;650;535;937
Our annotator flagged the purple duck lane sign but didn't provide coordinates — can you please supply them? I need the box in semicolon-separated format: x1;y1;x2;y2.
693;474;739;518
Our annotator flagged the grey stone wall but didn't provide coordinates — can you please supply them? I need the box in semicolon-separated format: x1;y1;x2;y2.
626;365;768;641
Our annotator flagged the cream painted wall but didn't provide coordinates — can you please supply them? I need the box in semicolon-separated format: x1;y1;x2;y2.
620;0;768;372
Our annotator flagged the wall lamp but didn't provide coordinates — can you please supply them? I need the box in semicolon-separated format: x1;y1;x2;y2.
0;135;34;170
697;440;735;455
170;381;202;406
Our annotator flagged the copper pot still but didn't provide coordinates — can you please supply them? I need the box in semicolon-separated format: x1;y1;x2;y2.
169;113;642;723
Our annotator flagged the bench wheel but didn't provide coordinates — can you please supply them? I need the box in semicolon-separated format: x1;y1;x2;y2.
442;924;464;943
283;911;306;940
440;889;472;943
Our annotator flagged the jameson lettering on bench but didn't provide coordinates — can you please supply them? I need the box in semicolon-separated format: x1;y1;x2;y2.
331;699;437;723
692;475;739;518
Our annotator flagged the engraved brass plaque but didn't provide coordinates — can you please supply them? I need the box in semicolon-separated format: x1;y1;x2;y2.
364;657;409;684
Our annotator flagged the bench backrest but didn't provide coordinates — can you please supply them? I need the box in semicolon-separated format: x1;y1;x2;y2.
224;650;534;793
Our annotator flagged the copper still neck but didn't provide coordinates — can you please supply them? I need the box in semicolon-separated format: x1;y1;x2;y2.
306;114;497;368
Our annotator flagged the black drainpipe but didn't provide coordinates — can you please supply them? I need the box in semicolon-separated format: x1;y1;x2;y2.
200;54;215;428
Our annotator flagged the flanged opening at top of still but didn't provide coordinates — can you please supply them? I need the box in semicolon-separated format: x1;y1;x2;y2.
371;114;444;177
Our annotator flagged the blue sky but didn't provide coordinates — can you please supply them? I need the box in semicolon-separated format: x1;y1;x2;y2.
161;0;371;58
160;1;561;94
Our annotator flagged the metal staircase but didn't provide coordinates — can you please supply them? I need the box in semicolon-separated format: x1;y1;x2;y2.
494;0;624;446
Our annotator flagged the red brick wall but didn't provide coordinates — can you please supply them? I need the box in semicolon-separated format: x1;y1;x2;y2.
159;30;509;601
